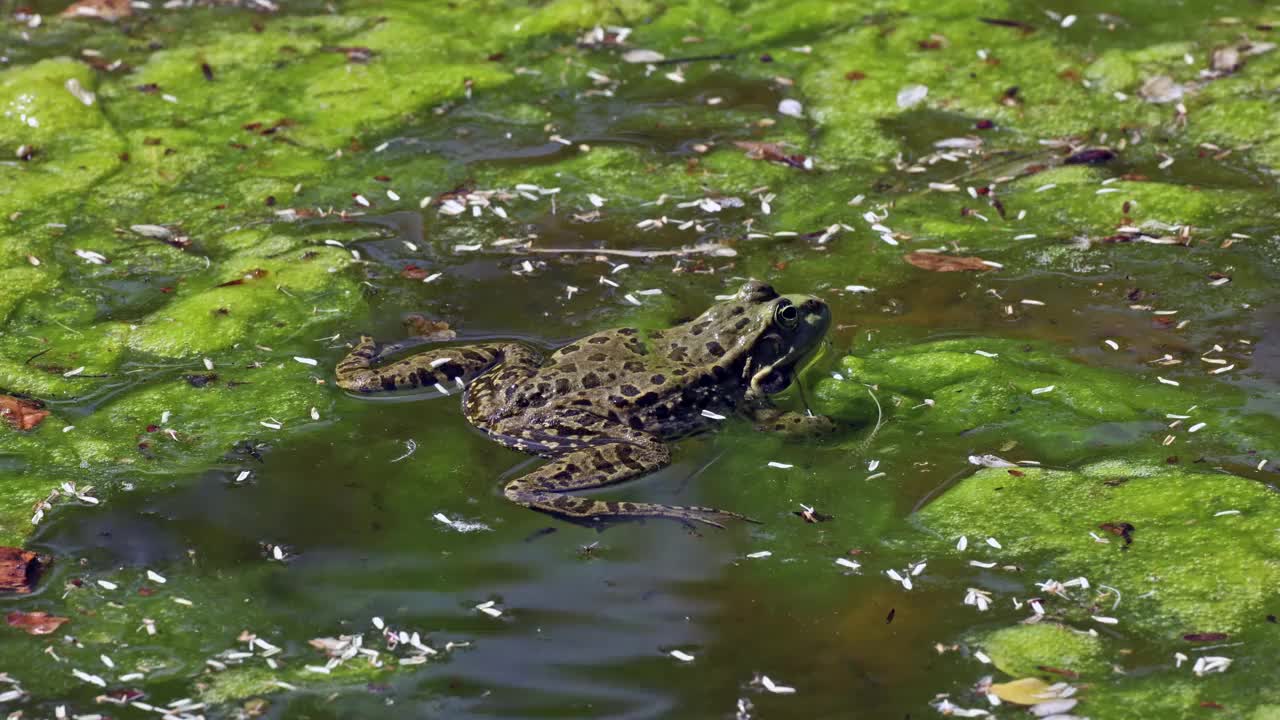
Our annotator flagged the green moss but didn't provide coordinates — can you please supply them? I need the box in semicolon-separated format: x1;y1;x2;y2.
923;461;1280;636
0;58;124;218
979;623;1109;678
127;247;358;358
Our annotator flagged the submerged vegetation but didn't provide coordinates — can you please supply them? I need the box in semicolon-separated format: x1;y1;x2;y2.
1;0;1278;717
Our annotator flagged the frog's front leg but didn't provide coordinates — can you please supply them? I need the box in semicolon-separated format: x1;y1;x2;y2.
499;412;753;529
746;404;836;437
335;335;541;394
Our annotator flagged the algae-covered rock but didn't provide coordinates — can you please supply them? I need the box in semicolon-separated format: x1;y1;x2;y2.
979;623;1109;678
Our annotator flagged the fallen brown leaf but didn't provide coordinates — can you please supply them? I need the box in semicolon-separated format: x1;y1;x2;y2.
903;252;993;272
6;610;69;635
732;141;810;170
1;547;48;594
0;395;50;431
61;0;132;21
403;315;457;341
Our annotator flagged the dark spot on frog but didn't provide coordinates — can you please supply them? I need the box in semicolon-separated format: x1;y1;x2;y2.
705;341;725;357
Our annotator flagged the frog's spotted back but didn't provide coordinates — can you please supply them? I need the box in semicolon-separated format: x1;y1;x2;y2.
336;281;834;528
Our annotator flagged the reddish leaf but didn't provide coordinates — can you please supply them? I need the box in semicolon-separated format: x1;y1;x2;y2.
1099;521;1136;545
1;547;48;594
6;610;69;635
903;252;993;272
324;46;375;63
1184;632;1229;642
0;395;50;431
400;265;431;280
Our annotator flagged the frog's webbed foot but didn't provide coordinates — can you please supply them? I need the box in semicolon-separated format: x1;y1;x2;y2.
499;418;754;529
748;406;837;437
335;336;539;395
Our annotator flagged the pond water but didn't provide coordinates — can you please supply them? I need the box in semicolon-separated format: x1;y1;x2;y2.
1;1;1279;718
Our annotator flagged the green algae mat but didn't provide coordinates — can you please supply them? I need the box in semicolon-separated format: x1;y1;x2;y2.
2;0;1279;717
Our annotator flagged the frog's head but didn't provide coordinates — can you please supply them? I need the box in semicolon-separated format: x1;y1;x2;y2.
732;281;831;397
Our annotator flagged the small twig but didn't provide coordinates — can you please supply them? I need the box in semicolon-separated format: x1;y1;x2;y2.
653;52;739;66
513;243;735;259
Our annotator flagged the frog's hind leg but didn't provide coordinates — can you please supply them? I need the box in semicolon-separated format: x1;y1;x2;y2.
500;416;753;529
336;336;539;394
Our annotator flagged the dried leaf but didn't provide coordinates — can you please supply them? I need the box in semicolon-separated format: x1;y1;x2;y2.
1184;632;1229;642
1;547;48;594
1064;148;1116;165
989;677;1053;705
897;84;928;109
324;46;375;63
61;0;131;21
403;315;457;341
979;17;1036;32
0;395;50;431
903;253;993;272
1139;75;1184;104
1211;46;1241;73
732;141;809;170
400;264;432;280
622;49;665;64
6;610;69;635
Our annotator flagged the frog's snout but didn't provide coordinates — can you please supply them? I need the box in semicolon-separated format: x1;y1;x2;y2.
800;296;831;338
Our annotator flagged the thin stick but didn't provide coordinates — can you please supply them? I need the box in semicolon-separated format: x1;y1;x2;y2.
511;243;736;258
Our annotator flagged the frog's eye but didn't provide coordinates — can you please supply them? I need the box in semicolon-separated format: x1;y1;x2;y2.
775;302;800;328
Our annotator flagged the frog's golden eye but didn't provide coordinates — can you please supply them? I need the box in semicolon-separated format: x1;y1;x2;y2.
775;302;800;328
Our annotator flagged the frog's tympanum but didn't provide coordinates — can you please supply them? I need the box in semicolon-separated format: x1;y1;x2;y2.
336;281;833;528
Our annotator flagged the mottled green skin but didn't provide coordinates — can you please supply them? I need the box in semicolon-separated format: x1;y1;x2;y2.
336;281;832;527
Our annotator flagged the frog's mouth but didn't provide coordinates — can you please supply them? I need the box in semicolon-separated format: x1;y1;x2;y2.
749;331;832;397
750;365;793;396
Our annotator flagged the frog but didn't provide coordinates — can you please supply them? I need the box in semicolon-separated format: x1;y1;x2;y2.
335;281;833;528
